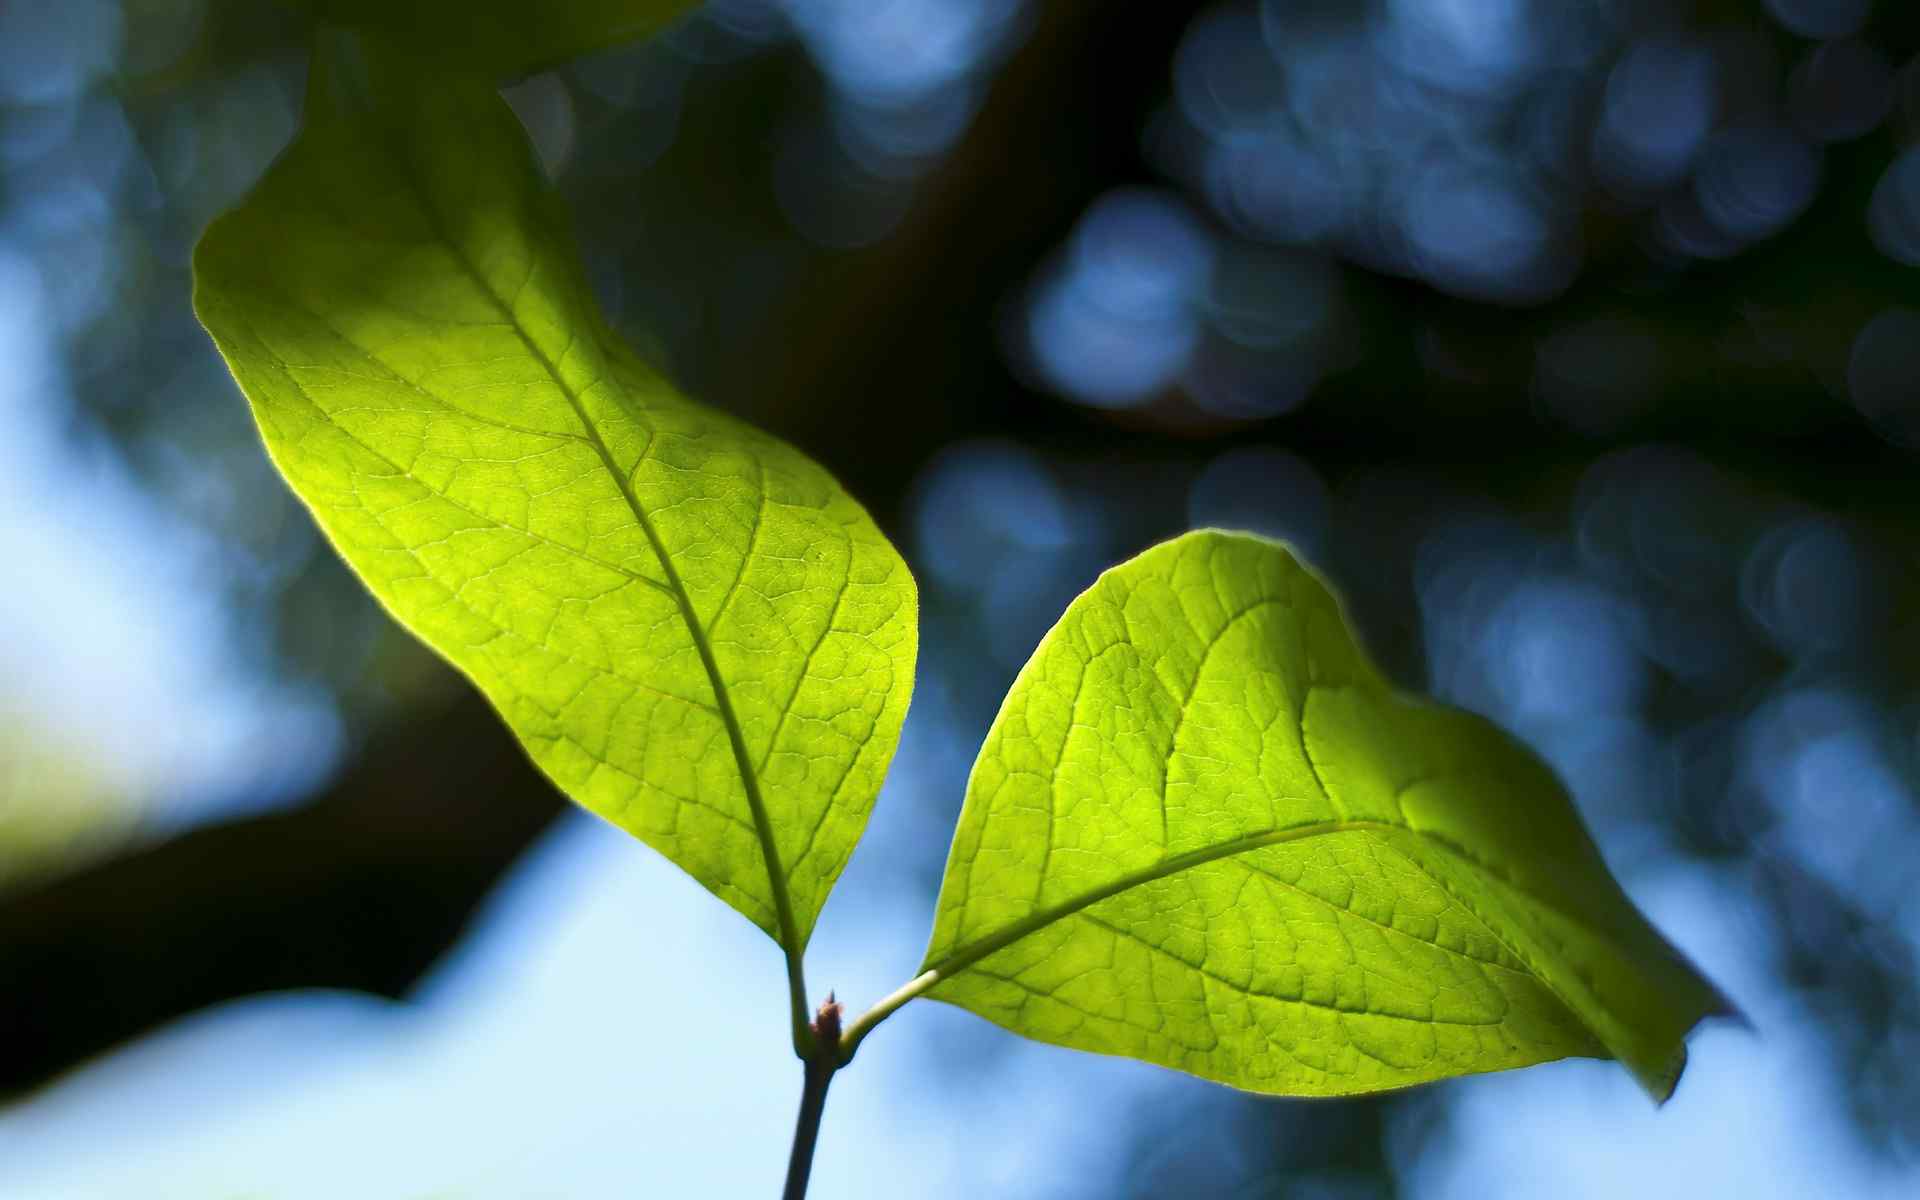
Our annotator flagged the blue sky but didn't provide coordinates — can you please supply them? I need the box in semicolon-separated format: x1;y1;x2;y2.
2;799;1916;1199
3;2;1918;1195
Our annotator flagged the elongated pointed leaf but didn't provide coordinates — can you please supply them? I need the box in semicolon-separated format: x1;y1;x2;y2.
922;530;1726;1099
192;42;916;950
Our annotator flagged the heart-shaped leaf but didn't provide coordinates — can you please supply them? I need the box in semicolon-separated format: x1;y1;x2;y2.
192;40;917;971
919;530;1727;1099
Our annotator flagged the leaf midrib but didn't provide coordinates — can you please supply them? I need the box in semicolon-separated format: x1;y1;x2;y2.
924;816;1403;980
917;810;1637;1066
390;155;807;962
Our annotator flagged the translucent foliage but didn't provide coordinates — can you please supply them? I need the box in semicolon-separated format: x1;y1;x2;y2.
923;531;1726;1098
193;40;917;951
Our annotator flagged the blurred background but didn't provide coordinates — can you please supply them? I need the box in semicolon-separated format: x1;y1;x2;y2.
2;0;1918;1195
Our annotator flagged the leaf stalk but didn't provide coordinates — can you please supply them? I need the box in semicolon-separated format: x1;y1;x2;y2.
836;969;939;1064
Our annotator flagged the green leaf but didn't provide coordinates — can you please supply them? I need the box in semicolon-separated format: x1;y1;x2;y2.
919;530;1727;1100
287;0;701;80
191;41;917;959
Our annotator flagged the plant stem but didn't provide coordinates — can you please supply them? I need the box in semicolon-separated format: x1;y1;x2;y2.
782;1053;835;1200
783;995;844;1200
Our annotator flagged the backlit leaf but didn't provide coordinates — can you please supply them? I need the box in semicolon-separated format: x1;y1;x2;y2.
921;530;1726;1099
192;40;917;953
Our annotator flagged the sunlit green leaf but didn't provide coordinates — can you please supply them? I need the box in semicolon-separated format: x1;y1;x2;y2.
192;41;916;952
288;0;700;80
921;530;1726;1099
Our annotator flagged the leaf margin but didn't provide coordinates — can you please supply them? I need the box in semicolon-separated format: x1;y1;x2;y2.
190;34;920;1041
899;527;1731;1100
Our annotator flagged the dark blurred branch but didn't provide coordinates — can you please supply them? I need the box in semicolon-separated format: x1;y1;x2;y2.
715;0;1209;515
0;695;560;1096
0;0;1208;1094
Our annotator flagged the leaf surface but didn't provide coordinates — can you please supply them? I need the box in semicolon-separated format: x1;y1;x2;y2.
922;530;1726;1099
192;42;916;953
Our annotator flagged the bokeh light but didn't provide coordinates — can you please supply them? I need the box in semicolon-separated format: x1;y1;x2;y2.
1868;147;1920;266
1692;125;1822;245
1593;37;1718;200
5;1;1920;1197
1019;189;1214;409
1763;0;1873;42
1789;39;1896;144
1186;446;1329;557
1847;308;1920;448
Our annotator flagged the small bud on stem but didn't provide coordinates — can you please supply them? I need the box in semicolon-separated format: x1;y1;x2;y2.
811;992;844;1053
784;993;844;1200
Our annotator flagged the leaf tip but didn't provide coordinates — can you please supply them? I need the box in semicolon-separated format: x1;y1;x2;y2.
1643;995;1755;1106
1646;1040;1690;1106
